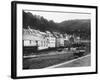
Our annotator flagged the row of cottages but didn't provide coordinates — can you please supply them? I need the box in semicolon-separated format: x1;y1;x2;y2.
23;27;71;51
23;28;56;50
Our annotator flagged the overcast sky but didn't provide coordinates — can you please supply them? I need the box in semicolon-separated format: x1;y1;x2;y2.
25;10;91;23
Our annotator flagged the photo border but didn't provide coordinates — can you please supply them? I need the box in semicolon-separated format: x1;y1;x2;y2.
11;1;98;79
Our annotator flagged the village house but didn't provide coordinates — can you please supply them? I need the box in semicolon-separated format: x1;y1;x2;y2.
46;31;56;48
23;28;49;50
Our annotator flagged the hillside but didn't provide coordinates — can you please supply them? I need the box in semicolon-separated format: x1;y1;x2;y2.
23;11;91;39
57;19;91;38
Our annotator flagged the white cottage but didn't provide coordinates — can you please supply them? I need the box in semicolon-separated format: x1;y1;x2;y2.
23;29;40;47
46;31;56;48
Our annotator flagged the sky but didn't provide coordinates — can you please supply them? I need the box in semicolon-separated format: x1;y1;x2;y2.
24;10;91;23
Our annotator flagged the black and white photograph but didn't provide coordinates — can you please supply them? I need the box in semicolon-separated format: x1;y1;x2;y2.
11;1;97;79
23;10;91;69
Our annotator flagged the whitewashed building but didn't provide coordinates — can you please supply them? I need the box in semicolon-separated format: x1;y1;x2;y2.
46;31;56;48
23;29;40;47
23;28;49;50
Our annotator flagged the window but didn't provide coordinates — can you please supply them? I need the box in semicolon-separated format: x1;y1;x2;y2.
24;40;30;46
